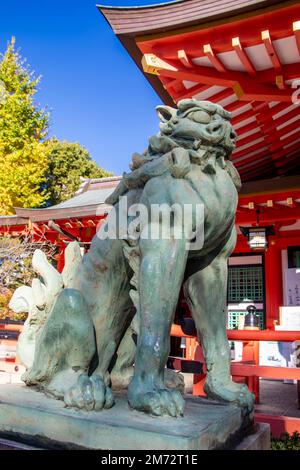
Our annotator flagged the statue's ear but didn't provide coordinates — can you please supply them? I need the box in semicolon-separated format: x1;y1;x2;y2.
156;105;177;123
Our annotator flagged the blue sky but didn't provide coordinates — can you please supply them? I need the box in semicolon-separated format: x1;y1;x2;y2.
0;0;170;175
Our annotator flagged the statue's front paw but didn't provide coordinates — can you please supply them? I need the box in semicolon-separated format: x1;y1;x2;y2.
204;378;255;413
128;381;185;417
64;374;114;411
22;367;47;385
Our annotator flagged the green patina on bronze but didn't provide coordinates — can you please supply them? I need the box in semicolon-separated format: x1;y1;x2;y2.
10;99;254;417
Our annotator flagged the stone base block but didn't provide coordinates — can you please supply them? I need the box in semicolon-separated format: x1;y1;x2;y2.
0;384;263;450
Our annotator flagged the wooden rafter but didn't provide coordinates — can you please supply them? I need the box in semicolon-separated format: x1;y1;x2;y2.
270;129;300;151
286;198;300;209
236;120;260;138
261;30;284;90
177;49;192;68
142;53;292;102
265;120;300;144
232;109;255;126
208;88;233;104
262;107;300;132
293;21;300;56
203;44;226;72
163;78;181;91
236;152;271;171
232;37;256;77
262;32;285;90
233;140;267;160
258;63;300;83
173;83;209;101
237;131;264;149
272;140;300;160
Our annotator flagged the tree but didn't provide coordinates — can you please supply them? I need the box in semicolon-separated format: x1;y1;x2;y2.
44;138;112;206
0;235;57;321
0;38;49;215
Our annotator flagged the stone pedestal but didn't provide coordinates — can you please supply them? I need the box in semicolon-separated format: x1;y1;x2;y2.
0;385;269;450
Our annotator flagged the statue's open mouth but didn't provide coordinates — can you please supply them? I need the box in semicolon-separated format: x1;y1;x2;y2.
171;134;232;159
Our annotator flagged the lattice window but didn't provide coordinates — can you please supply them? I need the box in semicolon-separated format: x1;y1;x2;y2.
228;265;263;303
227;264;265;329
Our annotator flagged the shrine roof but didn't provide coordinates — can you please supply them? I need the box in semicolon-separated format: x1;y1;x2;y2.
12;176;122;223
98;0;300;182
98;0;282;36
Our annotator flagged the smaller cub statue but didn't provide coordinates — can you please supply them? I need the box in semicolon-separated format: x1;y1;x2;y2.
10;99;254;417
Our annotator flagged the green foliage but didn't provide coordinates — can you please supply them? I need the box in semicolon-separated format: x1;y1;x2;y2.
271;432;300;450
0;288;26;321
44;138;112;206
0;39;112;214
0;236;57;321
0;38;49;215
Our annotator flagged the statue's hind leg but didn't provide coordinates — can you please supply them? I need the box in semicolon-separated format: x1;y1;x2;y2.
184;228;254;412
63;232;135;410
23;288;96;395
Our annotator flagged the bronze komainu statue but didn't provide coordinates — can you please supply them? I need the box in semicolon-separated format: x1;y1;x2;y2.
10;99;254;417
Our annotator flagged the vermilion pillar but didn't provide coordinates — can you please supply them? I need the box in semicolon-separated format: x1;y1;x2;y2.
264;240;283;329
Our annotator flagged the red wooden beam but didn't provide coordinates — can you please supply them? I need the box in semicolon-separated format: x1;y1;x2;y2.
231;364;300;380
255;414;300;439
142;54;293;102
262;107;300;133
276;155;300;172
259;63;300;83
232;109;256;126
240;168;274;182
239;189;300;206
237;207;300;224
238;158;272;175
286;197;300;209
261;29;283;89
228;329;300;342
233;140;266;160
265;120;300;143
203;44;226;72
236;121;261;140
163;78;182;91
293;21;300;56
236;205;253;213
177;49;193;68
270;129;300;151
272;140;300;160
171;325;300;342
237;130;264;148
208;87;234;104
234;149;270;169
173;83;209;101
227;101;251;113
232;37;256;77
255;103;289;124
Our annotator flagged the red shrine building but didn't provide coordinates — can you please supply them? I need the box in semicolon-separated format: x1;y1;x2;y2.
0;1;300;432
97;0;300;331
2;0;300;331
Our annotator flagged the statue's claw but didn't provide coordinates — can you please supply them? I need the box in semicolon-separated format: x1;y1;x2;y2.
64;374;114;411
128;384;185;418
204;379;255;413
22;367;48;385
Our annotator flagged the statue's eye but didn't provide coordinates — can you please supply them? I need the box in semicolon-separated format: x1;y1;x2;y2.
189;110;211;124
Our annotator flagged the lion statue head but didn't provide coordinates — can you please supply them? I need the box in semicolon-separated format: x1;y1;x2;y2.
157;99;237;157
106;99;241;206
